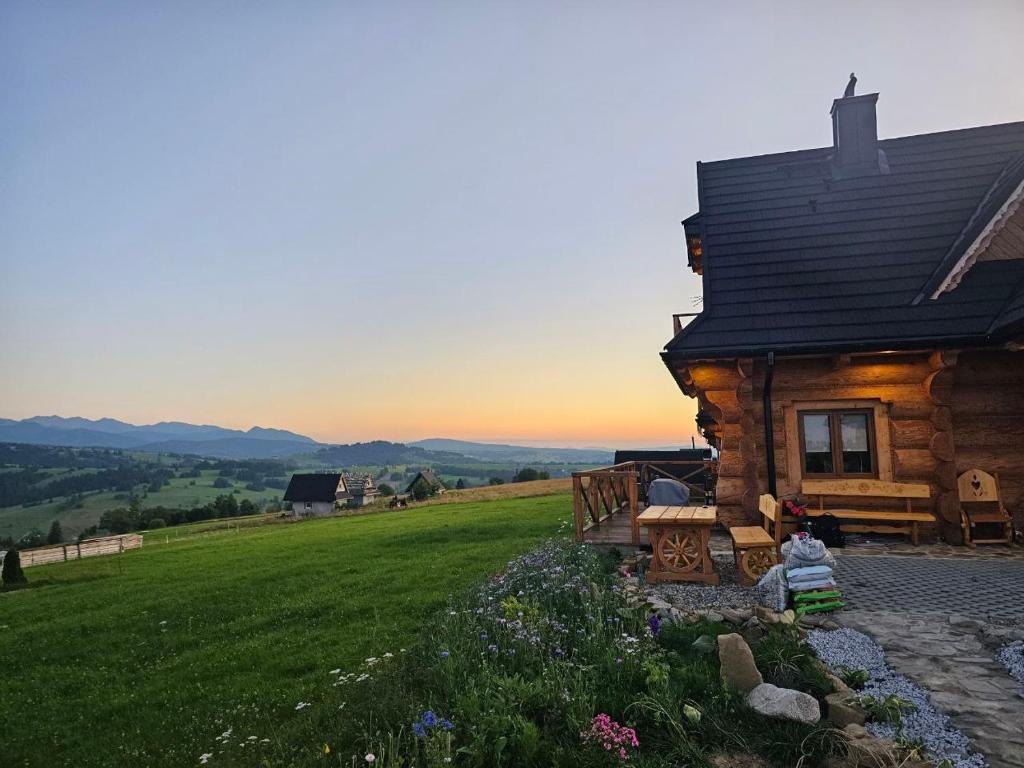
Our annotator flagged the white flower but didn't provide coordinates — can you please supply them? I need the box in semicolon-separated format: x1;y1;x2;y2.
294;702;311;710
365;754;376;764
199;754;213;765
329;668;341;675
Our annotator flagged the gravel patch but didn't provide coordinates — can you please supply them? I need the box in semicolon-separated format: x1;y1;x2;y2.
807;628;985;768
649;554;759;610
996;641;1024;686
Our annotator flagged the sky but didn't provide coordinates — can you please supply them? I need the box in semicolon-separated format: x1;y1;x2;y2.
2;1;1024;448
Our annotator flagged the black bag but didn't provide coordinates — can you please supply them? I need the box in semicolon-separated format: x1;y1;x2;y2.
800;514;845;548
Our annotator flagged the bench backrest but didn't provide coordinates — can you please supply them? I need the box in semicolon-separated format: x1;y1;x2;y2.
957;469;1002;505
801;479;930;499
758;493;784;554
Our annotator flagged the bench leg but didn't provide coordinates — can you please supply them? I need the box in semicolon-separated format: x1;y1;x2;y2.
911;521;919;547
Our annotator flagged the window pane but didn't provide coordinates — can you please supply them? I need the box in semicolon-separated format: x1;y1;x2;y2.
801;414;833;474
840;413;872;474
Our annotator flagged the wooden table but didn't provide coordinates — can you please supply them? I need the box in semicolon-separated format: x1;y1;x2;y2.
638;505;719;585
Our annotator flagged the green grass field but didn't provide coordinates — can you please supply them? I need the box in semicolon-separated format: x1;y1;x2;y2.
0;493;571;767
0;470;282;541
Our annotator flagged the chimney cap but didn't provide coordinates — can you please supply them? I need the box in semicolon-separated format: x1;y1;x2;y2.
830;92;878;116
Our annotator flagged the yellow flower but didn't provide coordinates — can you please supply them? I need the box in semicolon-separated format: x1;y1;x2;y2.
323;744;331;755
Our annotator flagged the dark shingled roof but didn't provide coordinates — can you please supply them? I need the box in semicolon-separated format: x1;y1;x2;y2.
405;469;441;493
284;473;341;502
664;120;1024;359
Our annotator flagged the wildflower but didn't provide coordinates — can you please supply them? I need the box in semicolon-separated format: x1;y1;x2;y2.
487;644;498;653
323;744;331;755
554;648;565;658
329;668;341;675
295;702;311;711
199;754;213;765
413;722;426;738
439;650;450;659
683;704;701;723
648;613;661;638
422;710;437;727
365;754;376;764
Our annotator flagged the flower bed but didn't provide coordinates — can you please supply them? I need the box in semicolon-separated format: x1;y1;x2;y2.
201;541;843;766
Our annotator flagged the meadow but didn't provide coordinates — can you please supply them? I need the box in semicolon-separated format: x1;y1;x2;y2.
0;493;570;767
0;469;282;541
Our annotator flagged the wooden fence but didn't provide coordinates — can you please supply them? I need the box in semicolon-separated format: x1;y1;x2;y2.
572;459;716;545
17;534;143;567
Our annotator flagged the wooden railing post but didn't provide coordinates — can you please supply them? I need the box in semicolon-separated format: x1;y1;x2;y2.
628;470;640;546
572;476;585;541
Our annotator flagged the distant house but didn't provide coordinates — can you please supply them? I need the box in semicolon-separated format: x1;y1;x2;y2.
284;473;379;516
405;469;443;495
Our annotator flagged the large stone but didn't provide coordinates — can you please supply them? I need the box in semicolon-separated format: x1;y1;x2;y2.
720;607;752;625
717;633;763;694
746;683;821;724
755;606;781;624
825;692;866;727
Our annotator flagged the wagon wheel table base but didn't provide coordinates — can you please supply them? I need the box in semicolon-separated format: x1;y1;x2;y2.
638;505;719;585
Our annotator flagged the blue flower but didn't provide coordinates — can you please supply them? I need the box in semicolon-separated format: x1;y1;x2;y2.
441;719;454;731
412;722;426;738
439;650;450;659
422;710;437;728
554;648;564;658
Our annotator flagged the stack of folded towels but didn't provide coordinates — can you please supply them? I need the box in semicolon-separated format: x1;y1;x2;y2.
783;535;846;615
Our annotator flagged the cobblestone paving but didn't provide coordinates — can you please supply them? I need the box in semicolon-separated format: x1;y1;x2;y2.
840;610;1024;768
834;554;1024;622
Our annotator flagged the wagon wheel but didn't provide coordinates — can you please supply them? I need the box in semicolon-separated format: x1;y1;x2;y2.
741;548;775;583
657;530;701;573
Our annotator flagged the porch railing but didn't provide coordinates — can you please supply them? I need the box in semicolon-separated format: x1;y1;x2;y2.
572;459;717;545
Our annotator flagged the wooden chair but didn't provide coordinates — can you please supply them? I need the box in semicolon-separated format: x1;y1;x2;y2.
729;494;783;586
958;469;1013;547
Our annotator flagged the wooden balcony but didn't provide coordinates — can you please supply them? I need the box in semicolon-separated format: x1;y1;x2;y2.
572;459;716;546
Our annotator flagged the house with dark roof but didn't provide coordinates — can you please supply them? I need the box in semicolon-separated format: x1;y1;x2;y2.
284;472;379;516
663;80;1024;543
405;469;444;496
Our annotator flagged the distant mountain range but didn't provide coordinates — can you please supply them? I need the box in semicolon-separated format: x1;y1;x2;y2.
409;438;614;465
0;416;319;459
0;416;620;464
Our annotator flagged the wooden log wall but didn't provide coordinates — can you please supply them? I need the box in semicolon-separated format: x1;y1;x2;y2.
672;349;1020;543
951;350;1024;532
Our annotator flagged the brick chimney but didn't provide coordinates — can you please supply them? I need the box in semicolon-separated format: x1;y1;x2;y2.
830;92;886;176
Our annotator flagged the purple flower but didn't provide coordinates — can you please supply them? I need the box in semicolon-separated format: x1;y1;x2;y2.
422;710;437;728
413;722;426;738
439;650;449;659
441;719;454;731
554;648;564;658
648;613;661;637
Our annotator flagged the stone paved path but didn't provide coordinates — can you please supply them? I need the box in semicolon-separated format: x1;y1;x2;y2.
834;554;1024;622
839;610;1024;768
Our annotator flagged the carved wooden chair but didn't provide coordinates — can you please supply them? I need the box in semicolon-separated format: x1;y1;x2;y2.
958;469;1013;547
729;494;784;585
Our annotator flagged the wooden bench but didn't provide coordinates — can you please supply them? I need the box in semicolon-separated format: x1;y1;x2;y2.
728;494;783;585
800;479;935;546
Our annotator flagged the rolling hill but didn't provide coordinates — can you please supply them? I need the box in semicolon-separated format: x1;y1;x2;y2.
0;416;320;458
409;438;614;465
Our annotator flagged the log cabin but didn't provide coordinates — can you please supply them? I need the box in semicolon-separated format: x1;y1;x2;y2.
662;81;1024;544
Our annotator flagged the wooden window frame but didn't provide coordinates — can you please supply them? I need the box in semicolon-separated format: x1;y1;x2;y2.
797;408;878;480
